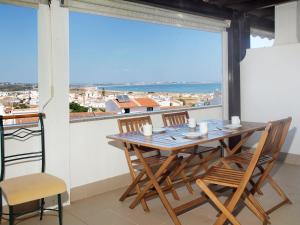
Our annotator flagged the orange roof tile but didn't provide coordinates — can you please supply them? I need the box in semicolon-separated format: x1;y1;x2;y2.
134;98;159;107
112;99;138;108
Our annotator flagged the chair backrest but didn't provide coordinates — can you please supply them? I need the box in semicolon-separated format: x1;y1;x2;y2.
240;123;271;188
0;113;46;181
262;117;292;159
118;116;159;157
118;116;152;134
162;111;189;127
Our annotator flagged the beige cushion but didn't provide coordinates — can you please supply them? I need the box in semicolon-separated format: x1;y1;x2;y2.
0;173;67;205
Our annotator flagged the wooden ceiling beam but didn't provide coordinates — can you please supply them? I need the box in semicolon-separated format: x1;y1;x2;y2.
203;0;251;7
126;0;275;32
126;0;233;19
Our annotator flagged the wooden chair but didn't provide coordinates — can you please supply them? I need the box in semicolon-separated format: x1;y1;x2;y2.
117;116;180;212
196;123;271;225
0;113;66;225
221;117;292;215
162;111;190;127
162;112;221;194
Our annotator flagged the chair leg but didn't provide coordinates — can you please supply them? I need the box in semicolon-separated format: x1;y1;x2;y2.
9;206;14;225
119;170;146;202
166;177;180;200
133;182;150;212
180;171;194;194
243;193;270;224
58;194;63;225
40;198;45;220
196;179;241;225
266;175;292;214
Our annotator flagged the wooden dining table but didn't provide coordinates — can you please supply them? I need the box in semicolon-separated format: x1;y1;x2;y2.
107;120;266;225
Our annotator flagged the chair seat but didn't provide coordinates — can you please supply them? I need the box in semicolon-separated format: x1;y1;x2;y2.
132;155;168;170
0;173;67;206
225;151;273;166
184;146;220;155
202;166;244;188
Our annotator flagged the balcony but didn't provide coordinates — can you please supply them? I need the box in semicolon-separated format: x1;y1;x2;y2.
7;162;299;225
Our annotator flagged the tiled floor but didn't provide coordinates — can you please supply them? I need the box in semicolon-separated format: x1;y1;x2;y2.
5;163;300;225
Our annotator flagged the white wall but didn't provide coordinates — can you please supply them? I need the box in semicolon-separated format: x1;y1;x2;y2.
241;2;300;155
274;1;300;45
241;45;300;155
69;106;223;188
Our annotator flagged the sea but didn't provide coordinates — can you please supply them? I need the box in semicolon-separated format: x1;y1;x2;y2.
97;83;221;94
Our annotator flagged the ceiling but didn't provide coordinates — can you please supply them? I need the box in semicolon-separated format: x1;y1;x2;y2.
126;0;296;32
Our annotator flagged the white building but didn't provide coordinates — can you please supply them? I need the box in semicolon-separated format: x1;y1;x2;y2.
105;95;160;114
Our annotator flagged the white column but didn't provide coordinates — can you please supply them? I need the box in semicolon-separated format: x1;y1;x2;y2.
38;0;70;203
222;31;229;120
274;1;300;45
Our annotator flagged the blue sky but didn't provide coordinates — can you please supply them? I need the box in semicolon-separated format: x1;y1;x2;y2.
0;3;273;84
0;4;37;83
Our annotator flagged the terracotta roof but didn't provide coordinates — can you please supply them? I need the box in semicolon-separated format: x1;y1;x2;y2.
15;117;39;124
112;99;138;108
134;98;159;107
70;111;115;119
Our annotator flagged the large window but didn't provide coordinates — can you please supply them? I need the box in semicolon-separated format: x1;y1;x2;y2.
69;12;223;117
0;3;38;119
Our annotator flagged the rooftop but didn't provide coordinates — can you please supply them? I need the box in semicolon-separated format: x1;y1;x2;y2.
112;97;159;109
134;98;159;107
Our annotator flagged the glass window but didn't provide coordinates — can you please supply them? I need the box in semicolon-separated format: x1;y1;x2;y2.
69;11;223;117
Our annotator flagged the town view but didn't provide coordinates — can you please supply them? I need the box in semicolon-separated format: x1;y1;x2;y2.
0;82;222;122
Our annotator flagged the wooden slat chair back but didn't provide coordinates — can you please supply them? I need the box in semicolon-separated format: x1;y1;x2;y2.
118;115;152;134
117;116;179;211
262;117;292;159
162;111;189;127
118;116;159;156
196;124;271;225
0;113;66;225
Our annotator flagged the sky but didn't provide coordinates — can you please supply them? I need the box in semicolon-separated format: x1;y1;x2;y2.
0;3;273;84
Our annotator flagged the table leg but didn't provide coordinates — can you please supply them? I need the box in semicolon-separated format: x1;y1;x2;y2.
119;170;146;201
131;145;182;225
219;131;254;155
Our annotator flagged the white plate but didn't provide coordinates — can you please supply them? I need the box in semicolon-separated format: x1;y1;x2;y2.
153;128;167;134
182;132;204;139
224;124;242;130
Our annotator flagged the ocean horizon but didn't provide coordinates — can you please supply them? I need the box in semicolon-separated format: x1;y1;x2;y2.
97;83;221;94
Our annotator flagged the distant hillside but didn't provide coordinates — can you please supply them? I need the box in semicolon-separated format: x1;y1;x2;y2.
0;83;37;92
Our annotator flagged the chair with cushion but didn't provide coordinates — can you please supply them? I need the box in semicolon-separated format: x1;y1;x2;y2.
0;113;67;225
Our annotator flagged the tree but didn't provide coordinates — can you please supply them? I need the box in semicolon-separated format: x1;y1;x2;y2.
69;102;88;112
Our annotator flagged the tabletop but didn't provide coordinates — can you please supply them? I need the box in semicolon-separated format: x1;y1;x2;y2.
107;120;267;151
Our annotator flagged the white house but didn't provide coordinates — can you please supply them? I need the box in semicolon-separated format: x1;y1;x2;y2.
105;95;160;114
